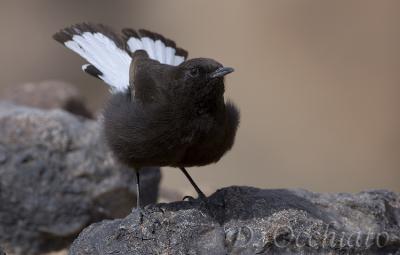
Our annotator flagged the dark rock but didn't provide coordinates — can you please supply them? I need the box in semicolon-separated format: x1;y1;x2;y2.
70;186;400;255
1;80;92;118
0;102;161;255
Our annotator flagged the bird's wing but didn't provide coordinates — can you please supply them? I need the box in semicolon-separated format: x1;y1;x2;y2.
122;29;188;66
53;23;132;93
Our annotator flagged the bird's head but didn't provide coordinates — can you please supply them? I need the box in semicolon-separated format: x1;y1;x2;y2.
171;58;234;106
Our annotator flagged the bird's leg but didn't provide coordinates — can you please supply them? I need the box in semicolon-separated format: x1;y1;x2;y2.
135;168;141;209
179;167;207;201
134;168;147;223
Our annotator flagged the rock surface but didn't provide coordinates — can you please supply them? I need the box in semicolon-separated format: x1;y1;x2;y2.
70;186;400;255
0;103;161;255
1;80;92;118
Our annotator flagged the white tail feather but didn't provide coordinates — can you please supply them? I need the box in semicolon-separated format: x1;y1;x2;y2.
55;24;188;93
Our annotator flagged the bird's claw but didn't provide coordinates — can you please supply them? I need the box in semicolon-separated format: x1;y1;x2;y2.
133;207;151;224
182;194;208;205
182;195;196;201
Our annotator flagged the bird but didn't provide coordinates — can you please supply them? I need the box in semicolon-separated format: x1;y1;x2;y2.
53;23;240;212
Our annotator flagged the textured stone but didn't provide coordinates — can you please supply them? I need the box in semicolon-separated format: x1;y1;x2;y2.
0;103;161;255
1;80;92;118
70;186;400;255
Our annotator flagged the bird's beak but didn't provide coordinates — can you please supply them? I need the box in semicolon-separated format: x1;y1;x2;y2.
210;67;234;79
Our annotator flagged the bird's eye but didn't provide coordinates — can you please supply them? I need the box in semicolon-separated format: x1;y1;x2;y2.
189;68;200;78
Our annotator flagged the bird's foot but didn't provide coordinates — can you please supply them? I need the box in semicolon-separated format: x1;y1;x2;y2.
182;193;208;204
133;207;154;225
182;195;196;202
182;193;225;222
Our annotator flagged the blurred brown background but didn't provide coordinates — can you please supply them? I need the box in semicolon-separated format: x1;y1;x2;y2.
1;0;399;194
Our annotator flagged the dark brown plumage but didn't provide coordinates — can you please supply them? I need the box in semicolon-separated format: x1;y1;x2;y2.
53;23;239;210
104;56;239;168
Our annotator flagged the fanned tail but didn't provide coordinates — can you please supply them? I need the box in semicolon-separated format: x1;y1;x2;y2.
54;23;189;93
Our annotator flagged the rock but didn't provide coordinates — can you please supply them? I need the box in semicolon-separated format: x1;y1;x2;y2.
0;102;161;255
70;186;400;255
1;80;92;118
